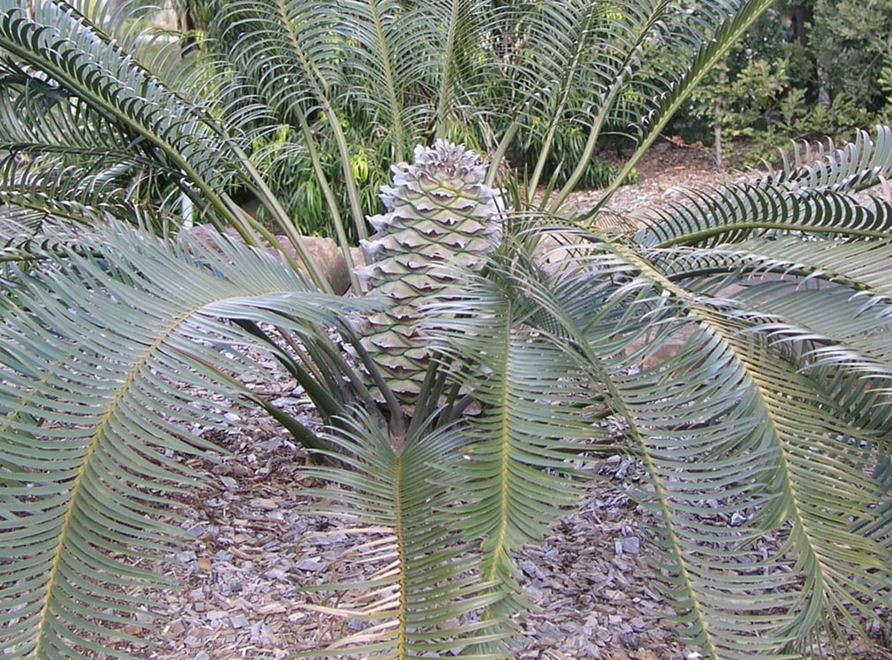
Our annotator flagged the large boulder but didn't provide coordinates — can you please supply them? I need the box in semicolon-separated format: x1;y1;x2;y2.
185;225;359;295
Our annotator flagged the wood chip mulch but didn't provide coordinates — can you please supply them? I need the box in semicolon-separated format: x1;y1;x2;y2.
114;147;891;659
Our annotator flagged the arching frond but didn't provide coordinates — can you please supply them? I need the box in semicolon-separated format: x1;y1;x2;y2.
298;412;509;658
0;0;264;234
0;209;93;267
214;0;342;123
337;0;493;152
424;255;606;632
762;126;892;194
662;236;892;299
578;0;775;214
337;0;413;159
724;281;892;385
635;185;892;248
533;229;892;658
0;61;180;226
0;224;362;657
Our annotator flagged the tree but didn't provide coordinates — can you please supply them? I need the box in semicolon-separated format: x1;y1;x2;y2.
811;0;892;110
1;1;891;658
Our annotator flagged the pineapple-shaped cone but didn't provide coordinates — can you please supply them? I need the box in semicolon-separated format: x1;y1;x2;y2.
356;140;504;399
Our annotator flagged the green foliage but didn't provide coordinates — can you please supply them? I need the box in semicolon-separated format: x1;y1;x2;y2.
811;0;892;111
6;2;892;660
691;56;789;148
508;122;635;189
250;121;393;238
684;1;892;164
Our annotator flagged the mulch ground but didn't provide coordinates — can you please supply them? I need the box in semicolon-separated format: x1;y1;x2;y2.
118;145;892;659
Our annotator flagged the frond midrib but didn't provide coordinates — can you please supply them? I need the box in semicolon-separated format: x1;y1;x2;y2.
30;286;299;656
655;221;892;249
587;0;776;218
434;0;462;137
562;330;722;659
392;452;408;658
0;10;251;237
363;0;406;159
484;306;513;583
595;228;853;654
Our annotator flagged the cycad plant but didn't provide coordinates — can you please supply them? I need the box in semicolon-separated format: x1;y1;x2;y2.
1;0;892;658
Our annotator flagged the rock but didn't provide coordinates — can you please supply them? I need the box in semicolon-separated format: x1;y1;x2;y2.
286;236;354;295
165;620;186;637
184;225;358;294
220;476;239;491
185;523;206;537
520;560;548;581
264;568;289;582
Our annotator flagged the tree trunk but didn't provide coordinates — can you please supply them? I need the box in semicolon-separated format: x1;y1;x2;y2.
714;67;727;170
790;3;812;46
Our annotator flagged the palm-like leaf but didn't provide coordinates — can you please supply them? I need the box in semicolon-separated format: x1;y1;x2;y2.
569;0;775;213
523;210;892;657
0;224;363;657
635;186;892;248
0;0;328;271
635;127;892;248
424;255;607;633
337;0;492;154
0;62;176;226
215;0;342;122
299;412;509;658
212;0;373;239
764;126;892;194
338;0;414;159
0;1;237;191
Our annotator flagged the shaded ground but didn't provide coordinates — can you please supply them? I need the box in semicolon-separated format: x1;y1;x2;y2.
120;146;891;659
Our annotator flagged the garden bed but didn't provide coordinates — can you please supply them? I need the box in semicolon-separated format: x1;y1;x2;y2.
120;146;892;659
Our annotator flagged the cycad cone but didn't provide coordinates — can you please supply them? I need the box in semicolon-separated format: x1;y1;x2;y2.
356;140;504;398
